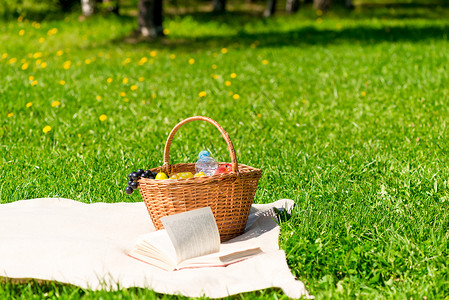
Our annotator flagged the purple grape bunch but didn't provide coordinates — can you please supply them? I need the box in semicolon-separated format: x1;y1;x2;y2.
125;168;158;195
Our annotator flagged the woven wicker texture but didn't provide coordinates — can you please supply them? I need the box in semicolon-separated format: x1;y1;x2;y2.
138;116;262;242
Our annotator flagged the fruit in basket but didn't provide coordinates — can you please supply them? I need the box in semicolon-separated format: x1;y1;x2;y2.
130;181;138;189
130;172;139;181
177;172;194;179
215;163;233;175
169;173;179;179
136;169;145;177
125;186;133;195
194;171;206;178
155;172;168;180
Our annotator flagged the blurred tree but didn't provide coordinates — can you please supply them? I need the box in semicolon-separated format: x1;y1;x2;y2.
81;0;119;16
212;0;226;12
314;0;352;10
286;0;300;14
138;0;164;38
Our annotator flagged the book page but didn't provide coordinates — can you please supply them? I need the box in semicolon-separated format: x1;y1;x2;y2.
177;247;262;270
161;207;220;264
127;229;178;270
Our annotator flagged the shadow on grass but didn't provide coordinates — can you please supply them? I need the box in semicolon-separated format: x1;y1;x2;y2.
116;21;449;52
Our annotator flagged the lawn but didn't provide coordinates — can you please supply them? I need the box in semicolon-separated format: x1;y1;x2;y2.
1;1;449;299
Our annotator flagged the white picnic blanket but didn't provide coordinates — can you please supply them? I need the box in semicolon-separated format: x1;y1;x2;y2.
0;198;312;299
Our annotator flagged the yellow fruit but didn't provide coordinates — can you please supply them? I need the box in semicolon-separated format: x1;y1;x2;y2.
177;172;194;179
194;172;206;178
155;172;168;180
169;173;179;179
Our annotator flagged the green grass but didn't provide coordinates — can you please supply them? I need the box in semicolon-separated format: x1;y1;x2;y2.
1;2;449;299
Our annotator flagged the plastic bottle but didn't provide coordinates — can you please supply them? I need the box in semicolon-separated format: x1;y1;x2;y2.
195;150;218;176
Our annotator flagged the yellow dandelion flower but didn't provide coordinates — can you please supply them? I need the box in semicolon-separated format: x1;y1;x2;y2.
138;77;144;82
33;22;41;29
33;52;42;59
40;62;47;68
8;58;17;64
212;64;217;69
59;80;66;85
96;95;102;100
39;37;45;43
31;80;38;86
47;28;58;35
233;94;240;100
221;48;228;54
122;58;131;65
120;92;126;97
316;9;323;16
225;81;231;86
141;100;146;104
301;99;307;104
107;78;113;83
26;102;32;108
29;76;35;81
122;78;129;84
42;125;51;133
361;91;366;97
1;53;7;59
316;18;323;24
7;112;13;118
150;50;157;57
77;133;81;138
230;73;237;78
163;28;170;35
262;60;269;65
19;29;25;36
189;58;195;65
124;98;129;102
228;91;234;96
63;61;71;69
257;113;262;118
56;50;63;56
17;16;23;22
35;59;41;65
169;54;176;59
138;57;148;65
99;114;107;122
250;43;257;49
85;59;91;64
130;85;138;91
199;91;207;98
51;100;61;107
152;94;157;99
21;63;29;70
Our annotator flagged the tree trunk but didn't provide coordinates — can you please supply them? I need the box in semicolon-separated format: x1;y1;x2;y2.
313;0;331;11
212;0;226;13
285;0;299;14
138;0;164;38
81;0;96;16
263;0;277;17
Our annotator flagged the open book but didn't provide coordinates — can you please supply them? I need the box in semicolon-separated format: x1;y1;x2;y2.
127;207;262;271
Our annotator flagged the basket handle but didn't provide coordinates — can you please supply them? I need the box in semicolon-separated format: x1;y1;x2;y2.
162;116;239;174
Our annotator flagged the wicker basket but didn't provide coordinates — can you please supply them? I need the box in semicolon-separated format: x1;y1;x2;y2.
138;116;262;242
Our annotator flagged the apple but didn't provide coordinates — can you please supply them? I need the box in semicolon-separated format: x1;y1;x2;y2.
215;163;233;175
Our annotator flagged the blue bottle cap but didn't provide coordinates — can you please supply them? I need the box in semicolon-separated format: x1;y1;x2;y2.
198;150;210;159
